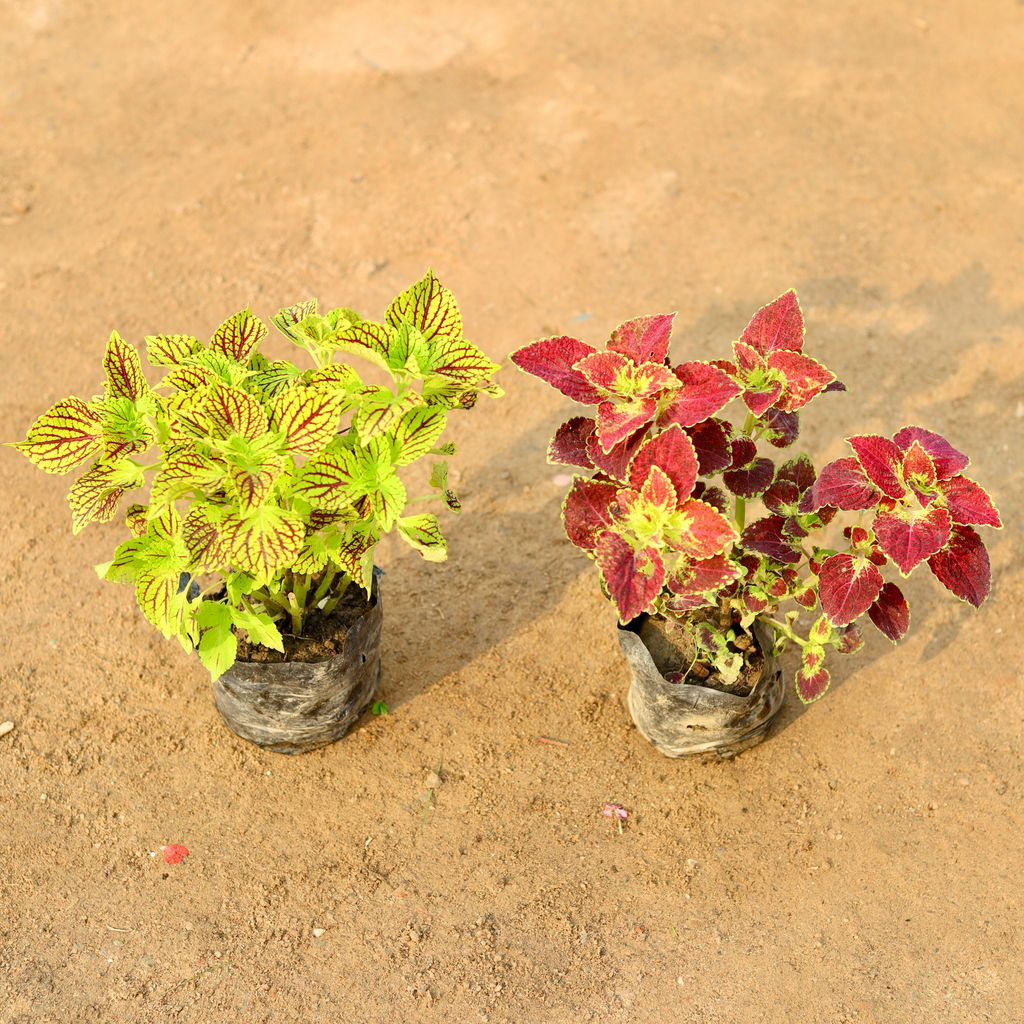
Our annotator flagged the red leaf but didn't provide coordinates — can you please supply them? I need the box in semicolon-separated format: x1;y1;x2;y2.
936;475;1002;528
762;408;799;448
549;417;596;470
595;534;665;623
818;553;884;627
728;437;757;470
161;844;190;865
660;361;742;428
628;425;698;502
669;499;737;559
685;418;733;474
741;516;802;564
639;465;677;512
777;454;816;495
511;337;602;404
741;381;783;417
848;435;906;499
732;341;763;374
666;553;741;597
587;426;646;481
575;350;632;394
873;505;952;576
868;582;910;643
607;313;675;365
893;425;968;480
595;398;658;451
799;456;881;513
796;664;831;703
740;290;805;356
723;457;774;499
767;350;835;411
562;479;617;551
927;524;991;607
901;440;937;489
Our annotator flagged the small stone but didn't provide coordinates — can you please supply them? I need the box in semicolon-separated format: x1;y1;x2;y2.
424;771;443;790
0;721;14;739
312;927;326;938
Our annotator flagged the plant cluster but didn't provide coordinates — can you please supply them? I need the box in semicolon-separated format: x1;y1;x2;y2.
512;293;1001;702
13;271;500;677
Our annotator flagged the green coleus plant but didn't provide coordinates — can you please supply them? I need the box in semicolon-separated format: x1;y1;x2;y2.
11;271;501;678
512;293;1001;702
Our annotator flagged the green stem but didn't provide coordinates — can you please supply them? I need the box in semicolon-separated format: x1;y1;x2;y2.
734;411;757;533
320;575;353;619
761;617;808;648
312;568;339;607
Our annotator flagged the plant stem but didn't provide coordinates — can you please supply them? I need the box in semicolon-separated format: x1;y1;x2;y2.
320;574;353;619
312;568;339;607
761;617;808;648
734;411;757;533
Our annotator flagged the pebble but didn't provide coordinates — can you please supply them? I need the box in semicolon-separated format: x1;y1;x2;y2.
424;771;443;790
312;927;326;938
0;721;14;738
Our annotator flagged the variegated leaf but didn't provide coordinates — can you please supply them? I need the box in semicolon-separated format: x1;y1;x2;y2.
205;385;269;441
221;506;305;579
103;332;148;400
210;308;267;363
146;333;203;367
386;269;463;344
269;388;341;455
15;397;104;474
397;513;448;562
391;407;447;466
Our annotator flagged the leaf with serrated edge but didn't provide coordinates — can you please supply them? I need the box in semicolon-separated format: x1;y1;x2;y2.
15;397;103;474
723;457;774;499
575;351;632;394
798;457;880;513
183;506;225;572
660;361;742;428
685;419;733;475
205;385;268;441
104;333;148;400
595;398;657;452
562;478;617;552
927;524;990;607
667;499;737;559
391;407;447;466
370;472;407;532
270;388;341;455
936;475;1002;528
511;337;603;404
873;505;951;576
397;513;448;562
386;269;463;344
607;313;675;365
848;435;906;499
333;526;378;591
796;660;830;703
136;570;185;638
893;425;968;480
628;425;698;502
270;299;319;342
295;452;359;511
767;350;835;411
549;417;596;469
430;337;501;384
868;581;910;643
763;408;799;448
146;334;202;367
818;553;883;627
222;506;305;580
740;290;805;356
210;308;267;363
354;387;422;445
229;453;284;512
741;516;802;564
67;462;129;533
595;533;665;623
586;425;645;481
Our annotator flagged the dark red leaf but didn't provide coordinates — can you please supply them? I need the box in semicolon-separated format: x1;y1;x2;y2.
834;623;865;655
764;479;800;516
927;524;991;607
798;457;881;513
607;313;675;365
595;534;665;623
868;582;910;643
823;378;847;393
936;475;1002;528
562;479;617;551
660;361;742;428
628;425;698;502
511;337;602;404
587;425;647;481
893;425;968;480
548;417;596;469
873;505;952;576
728;437;757;470
818;553;884;627
595;398;658;452
762;408;799;448
685;418;733;475
796;663;830;703
741;516;802;564
723;457;774;499
740;290;805;356
848;435;906;499
777;454;816;495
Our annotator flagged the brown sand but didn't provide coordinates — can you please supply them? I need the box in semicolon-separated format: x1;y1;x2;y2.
2;2;1022;1021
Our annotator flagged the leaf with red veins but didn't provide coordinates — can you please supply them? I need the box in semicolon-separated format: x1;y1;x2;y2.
562;478;618;552
901;440;937;489
660;362;742;428
766;351;835;412
685;418;733;475
764;479;800;516
868;581;910;643
732;340;764;375
723;457;774;499
639;465;677;513
607;313;676;366
595;397;658;452
799;456;881;513
632;362;679;399
742;381;784;417
666;553;742;597
628;425;699;502
818;553;884;627
873;505;952;576
511;337;602;404
936;475;1002;528
549;417;596;470
847;435;907;499
740;290;805;357
596;533;665;623
893;425;968;480
667;499;737;559
796;662;831;703
740;515;802;564
587;426;646;482
927;524;991;607
574;350;633;396
762;408;799;448
728;437;757;469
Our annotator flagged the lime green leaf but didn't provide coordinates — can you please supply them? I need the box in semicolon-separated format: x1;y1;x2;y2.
66;460;141;534
125;503;149;537
101;537;149;583
135;570;186;638
221;505;305;579
151;448;224;505
370;471;407;531
386;269;463;344
103;332;149;400
293;532;330;574
159;365;218;392
270;299;319;343
391;407;447;466
354;386;423;445
204;384;269;441
146;333;203;367
397;513;447;562
429;461;449;490
305;363;364;397
196;600;233;630
229;452;284;512
332;524;378;590
14;397;103;474
100;395;157;461
226;572;256;604
197;615;237;681
185;350;249;388
210;308;268;364
246;358;303;398
327;320;393;373
295;451;360;511
430;336;501;383
232;608;284;652
270;388;342;455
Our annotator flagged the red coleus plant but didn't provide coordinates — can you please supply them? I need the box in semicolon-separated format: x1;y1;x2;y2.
512;292;1001;703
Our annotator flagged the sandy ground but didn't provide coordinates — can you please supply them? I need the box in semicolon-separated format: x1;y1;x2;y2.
2;2;1023;1021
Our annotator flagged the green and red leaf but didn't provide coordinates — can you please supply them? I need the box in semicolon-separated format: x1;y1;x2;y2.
660;361;742;428
562;478;617;552
426;336;500;384
936;475;1002;528
722;456;774;499
136;570;186;638
796;650;830;704
595;533;665;623
595;397;657;452
386;269;463;344
210;308;267;364
67;462;129;533
767;350;835;411
628;425;698;503
740;290;804;356
229;453;284;512
295;452;359;511
146;333;203;367
269;388;341;455
15;397;104;474
893;425;968;480
182;506;226;571
586;426;646;481
607;313;675;365
667;499;737;559
205;385;269;441
663;554;742;613
103;332;148;400
511;337;603;404
221;506;305;579
873;505;952;576
391;407;448;466
685;418;733;475
741;515;802;564
762;408;799;448
868;581;910;643
397;513;448;562
818;552;884;627
927;524;991;607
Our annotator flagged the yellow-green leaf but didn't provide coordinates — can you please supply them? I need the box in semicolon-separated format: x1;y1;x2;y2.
14;397;103;474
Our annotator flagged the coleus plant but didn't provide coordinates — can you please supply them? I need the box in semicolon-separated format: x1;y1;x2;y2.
512;293;1001;702
11;271;500;678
